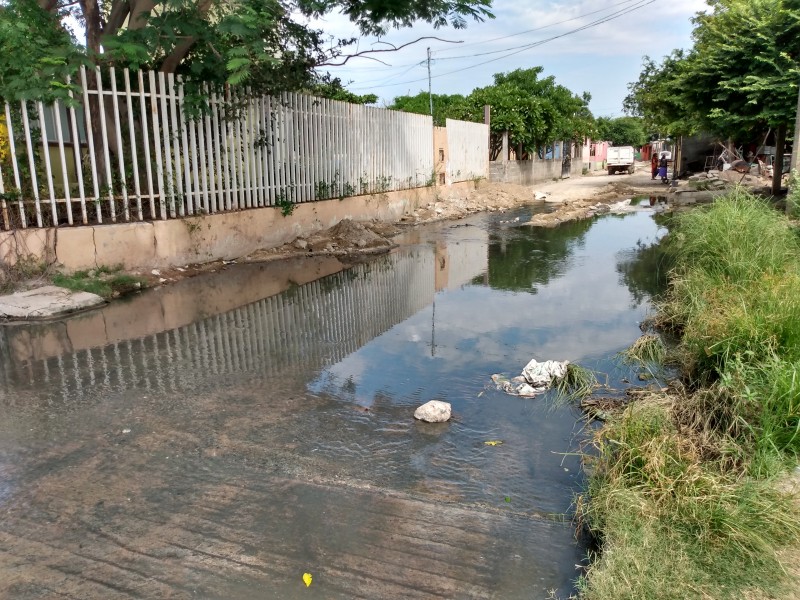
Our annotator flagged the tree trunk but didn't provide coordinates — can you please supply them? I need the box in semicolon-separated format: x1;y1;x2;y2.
789;89;800;214
772;123;787;197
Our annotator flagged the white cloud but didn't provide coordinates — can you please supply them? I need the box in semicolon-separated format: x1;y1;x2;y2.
312;0;708;116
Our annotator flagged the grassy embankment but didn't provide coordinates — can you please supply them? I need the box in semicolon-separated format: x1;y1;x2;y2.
1;261;144;300
578;189;800;599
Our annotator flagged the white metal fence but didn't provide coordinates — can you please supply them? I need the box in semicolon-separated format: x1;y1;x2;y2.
0;67;435;230
445;119;489;184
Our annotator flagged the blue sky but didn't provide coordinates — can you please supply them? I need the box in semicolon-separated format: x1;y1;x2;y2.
310;0;707;116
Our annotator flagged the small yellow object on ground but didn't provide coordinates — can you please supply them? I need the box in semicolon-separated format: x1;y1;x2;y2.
302;572;313;587
484;440;503;446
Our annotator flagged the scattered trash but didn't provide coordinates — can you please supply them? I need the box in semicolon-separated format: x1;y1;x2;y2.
222;260;236;265
504;496;511;503
606;199;637;214
533;191;549;200
413;400;452;422
122;428;131;434
151;269;160;276
491;358;569;397
484;440;503;446
302;572;313;587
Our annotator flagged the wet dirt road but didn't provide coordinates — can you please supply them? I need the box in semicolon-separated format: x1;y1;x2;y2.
0;205;665;599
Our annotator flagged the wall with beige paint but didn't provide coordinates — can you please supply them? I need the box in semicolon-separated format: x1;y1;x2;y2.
0;182;475;273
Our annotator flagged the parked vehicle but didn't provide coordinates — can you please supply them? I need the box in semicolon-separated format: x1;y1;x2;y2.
607;146;636;175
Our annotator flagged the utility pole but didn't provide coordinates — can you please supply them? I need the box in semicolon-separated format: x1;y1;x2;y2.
427;47;433;117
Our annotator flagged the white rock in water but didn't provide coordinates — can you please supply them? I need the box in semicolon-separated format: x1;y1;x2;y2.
414;400;452;423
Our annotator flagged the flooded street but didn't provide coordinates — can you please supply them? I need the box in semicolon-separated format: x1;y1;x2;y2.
0;205;665;599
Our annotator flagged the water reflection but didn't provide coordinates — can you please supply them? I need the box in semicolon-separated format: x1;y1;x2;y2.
0;250;439;406
480;218;593;293
0;207;669;599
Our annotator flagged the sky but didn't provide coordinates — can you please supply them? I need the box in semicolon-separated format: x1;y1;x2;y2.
309;0;708;117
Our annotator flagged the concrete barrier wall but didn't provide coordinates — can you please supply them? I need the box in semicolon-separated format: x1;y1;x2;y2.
0;182;475;272
489;158;585;185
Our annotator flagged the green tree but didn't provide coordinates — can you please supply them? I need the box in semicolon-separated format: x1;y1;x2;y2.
623;52;696;136
389;92;468;126
308;76;378;104
0;0;86;104
595;116;648;147
390;67;593;159
624;0;800;193
1;0;494;102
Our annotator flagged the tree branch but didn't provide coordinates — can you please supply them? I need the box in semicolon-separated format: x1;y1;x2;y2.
318;36;461;67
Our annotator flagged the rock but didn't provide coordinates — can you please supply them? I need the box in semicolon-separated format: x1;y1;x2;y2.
414;400;452;423
293;239;308;250
0;286;105;319
731;160;750;173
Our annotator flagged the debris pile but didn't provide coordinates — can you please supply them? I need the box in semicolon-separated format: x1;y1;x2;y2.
685;170;729;191
491;358;569;397
285;219;397;255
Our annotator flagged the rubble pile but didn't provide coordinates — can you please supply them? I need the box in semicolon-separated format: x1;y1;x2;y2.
686;170;729;191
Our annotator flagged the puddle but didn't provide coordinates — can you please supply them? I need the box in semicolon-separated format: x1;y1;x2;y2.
0;205;666;598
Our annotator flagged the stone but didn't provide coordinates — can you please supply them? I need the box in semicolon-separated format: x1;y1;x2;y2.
293;239;308;250
0;285;105;319
414;400;452;423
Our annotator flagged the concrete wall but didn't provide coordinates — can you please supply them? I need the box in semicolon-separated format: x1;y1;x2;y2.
488;158;585;185
433;127;448;186
0;182;474;272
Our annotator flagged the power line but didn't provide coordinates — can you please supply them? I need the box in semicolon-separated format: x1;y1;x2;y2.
326;0;647;82
432;0;639;54
432;0;653;61
347;0;655;91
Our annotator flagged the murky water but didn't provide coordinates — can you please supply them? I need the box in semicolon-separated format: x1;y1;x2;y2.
0;205;665;599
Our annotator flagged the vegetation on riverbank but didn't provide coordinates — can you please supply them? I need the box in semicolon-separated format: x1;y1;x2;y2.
52;266;145;300
578;188;800;599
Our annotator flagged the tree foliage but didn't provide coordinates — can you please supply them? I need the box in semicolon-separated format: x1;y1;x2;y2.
624;0;800;140
0;0;86;103
595;116;648;147
0;0;494;103
390;67;593;159
389;92;469;126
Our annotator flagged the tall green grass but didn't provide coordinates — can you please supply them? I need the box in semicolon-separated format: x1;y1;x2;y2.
580;189;800;599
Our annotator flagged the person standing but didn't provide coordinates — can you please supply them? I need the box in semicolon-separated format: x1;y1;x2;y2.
658;153;669;183
651;153;659;180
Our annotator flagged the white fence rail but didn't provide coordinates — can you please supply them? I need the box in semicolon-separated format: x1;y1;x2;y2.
0;67;435;230
445;119;489;183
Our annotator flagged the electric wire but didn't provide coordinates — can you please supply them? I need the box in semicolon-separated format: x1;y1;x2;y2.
347;0;655;90
326;0;648;84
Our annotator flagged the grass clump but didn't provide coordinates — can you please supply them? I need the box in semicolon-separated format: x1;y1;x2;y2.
620;333;667;366
52;265;144;300
580;189;800;599
552;363;598;403
579;399;800;600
